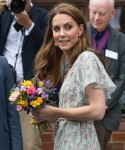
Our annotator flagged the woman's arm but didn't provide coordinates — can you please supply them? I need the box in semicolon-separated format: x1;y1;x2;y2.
31;85;106;122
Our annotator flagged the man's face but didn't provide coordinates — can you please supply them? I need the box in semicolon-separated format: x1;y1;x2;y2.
89;0;115;32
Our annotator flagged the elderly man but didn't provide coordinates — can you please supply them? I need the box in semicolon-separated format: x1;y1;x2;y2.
0;0;48;149
87;0;125;149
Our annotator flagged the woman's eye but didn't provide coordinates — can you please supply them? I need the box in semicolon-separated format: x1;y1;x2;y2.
53;27;60;32
65;25;72;30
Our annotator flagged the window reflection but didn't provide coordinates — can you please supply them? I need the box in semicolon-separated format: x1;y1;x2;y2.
119;7;125;34
110;7;125;34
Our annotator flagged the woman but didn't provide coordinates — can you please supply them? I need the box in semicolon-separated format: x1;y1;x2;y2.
31;3;116;149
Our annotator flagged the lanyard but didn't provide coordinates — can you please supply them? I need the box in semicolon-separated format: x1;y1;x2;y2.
92;28;110;52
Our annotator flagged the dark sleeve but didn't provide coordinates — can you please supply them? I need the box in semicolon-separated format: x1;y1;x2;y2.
28;7;48;50
106;34;125;110
0;14;2;39
4;58;23;150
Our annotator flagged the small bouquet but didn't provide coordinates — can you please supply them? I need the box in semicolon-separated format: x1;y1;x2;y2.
9;78;57;132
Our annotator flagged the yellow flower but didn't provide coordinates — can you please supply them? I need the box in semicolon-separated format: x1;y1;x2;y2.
30;97;43;108
38;81;43;87
30;100;38;108
36;97;43;106
30;117;41;124
21;80;34;87
37;97;43;103
30;117;36;123
18;100;28;107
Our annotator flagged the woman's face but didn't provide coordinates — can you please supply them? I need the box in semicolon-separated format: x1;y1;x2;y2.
52;14;83;54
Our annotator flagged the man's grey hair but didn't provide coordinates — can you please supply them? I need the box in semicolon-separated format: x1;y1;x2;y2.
89;0;115;9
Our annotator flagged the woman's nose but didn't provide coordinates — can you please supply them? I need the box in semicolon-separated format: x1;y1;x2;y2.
59;28;66;36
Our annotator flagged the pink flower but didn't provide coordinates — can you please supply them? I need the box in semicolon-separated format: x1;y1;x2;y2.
26;87;37;96
17;105;22;111
9;91;20;101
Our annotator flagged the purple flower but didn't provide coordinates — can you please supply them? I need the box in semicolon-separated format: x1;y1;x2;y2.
14;87;20;91
45;88;51;93
44;80;51;88
20;86;26;91
50;88;57;94
36;88;42;94
41;92;48;99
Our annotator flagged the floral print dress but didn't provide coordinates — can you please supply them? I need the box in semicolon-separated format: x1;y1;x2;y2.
54;51;116;150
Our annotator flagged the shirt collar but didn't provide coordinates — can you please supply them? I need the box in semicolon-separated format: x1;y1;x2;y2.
30;2;33;7
91;25;109;38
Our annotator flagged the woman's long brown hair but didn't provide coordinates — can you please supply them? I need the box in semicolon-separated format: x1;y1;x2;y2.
34;2;105;87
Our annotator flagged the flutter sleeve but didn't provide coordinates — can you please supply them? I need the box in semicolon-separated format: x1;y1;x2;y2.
77;51;116;99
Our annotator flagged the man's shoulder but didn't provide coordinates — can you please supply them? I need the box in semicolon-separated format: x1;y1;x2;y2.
110;26;125;38
1;10;12;18
33;5;48;15
30;5;48;21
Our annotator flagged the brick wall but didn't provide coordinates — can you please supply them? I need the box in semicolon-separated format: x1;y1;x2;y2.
41;126;54;150
41;115;125;150
108;115;125;150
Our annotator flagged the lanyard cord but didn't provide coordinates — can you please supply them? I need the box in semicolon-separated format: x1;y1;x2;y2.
13;28;24;69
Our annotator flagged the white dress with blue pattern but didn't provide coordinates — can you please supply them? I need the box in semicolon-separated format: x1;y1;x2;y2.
54;51;116;150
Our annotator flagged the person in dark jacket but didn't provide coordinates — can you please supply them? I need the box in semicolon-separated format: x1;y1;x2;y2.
0;56;23;150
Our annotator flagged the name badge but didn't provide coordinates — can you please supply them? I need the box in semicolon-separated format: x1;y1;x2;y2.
105;49;118;60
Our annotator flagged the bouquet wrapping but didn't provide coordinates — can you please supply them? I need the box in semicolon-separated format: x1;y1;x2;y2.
9;78;57;132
